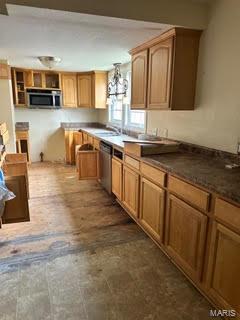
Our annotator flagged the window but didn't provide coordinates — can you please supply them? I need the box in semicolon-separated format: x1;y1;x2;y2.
109;96;122;125
108;67;145;131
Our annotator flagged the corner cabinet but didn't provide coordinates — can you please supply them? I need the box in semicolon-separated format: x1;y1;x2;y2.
131;50;148;109
62;73;78;107
77;72;107;109
130;28;201;110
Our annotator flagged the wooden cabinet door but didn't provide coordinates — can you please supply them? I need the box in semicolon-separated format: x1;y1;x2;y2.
73;132;83;146
62;74;77;107
140;177;165;242
165;194;207;282
131;50;148;109
122;166;139;218
2;175;29;224
112;158;122;200
77;74;93;108
207;222;240;315
148;37;173;109
78;150;99;180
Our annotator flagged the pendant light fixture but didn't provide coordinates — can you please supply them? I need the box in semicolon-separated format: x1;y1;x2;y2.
107;63;128;105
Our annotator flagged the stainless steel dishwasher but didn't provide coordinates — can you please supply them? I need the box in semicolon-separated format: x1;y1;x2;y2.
99;141;113;194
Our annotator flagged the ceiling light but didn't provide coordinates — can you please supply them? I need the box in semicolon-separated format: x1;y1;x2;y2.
38;56;61;69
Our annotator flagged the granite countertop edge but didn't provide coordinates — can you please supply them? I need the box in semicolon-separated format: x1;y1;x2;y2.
141;157;240;205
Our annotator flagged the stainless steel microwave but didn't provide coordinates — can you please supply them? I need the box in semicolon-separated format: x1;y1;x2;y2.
26;89;62;109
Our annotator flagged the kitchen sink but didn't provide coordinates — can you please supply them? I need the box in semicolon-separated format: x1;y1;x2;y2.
97;132;120;137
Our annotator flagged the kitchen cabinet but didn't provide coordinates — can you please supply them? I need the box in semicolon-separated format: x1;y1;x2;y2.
83;132;89;144
16;130;30;162
62;73;78;107
206;198;240;316
64;130;84;165
207;222;240;315
3;153;29;199
77;72;107;108
78;149;99;180
129;27;201;110
112;157;122;200
165;194;207;282
2;175;29;224
131;50;148;109
73;131;83;146
11;69;27;106
140;177;165;242
122;165;139;218
12;68;107;109
148;38;173;109
77;74;92;108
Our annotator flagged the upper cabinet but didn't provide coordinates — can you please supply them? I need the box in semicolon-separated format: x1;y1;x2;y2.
62;73;78;107
130;28;202;110
12;68;107;109
77;71;107;109
77;73;92;108
12;68;61;107
131;50;148;109
148;38;173;109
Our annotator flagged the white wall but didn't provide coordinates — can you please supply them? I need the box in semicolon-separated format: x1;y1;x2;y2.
99;0;240;154
0;60;16;152
147;0;240;154
15;108;98;162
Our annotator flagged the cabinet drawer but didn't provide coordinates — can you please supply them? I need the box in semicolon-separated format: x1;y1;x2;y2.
215;198;240;233
16;131;28;140
141;162;166;187
93;138;100;150
124;155;140;170
168;176;210;211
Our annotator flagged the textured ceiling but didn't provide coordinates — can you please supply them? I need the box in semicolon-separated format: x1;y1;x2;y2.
0;5;171;71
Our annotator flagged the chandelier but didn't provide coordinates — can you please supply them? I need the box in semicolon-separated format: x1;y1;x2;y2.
38;56;62;69
107;63;128;102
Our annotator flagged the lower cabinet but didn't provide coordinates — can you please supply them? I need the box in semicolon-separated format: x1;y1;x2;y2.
111;158;122;200
122;165;139;218
2;175;29;224
78;150;99;180
165;194;207;282
140;177;165;242
207;222;240;315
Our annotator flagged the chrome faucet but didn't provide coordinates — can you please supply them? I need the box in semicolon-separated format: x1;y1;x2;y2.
106;124;122;135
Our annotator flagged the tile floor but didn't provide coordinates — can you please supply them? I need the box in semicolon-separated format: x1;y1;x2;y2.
0;163;215;320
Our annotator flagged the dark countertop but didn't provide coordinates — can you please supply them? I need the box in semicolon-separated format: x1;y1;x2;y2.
82;128;240;204
63;125;240;204
15;122;29;131
142;152;240;204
